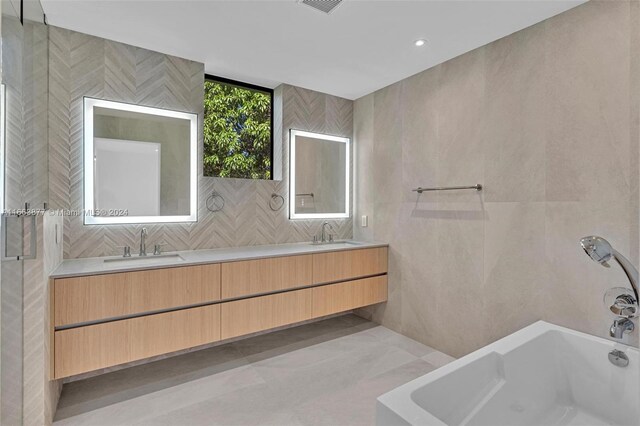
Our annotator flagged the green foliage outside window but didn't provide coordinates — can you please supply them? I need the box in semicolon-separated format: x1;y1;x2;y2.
203;79;272;179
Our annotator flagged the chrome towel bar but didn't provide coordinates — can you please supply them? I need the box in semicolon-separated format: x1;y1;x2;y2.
412;184;482;194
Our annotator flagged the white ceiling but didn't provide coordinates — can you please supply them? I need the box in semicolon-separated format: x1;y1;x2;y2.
41;0;586;100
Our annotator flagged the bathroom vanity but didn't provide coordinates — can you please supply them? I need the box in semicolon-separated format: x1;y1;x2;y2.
49;241;388;379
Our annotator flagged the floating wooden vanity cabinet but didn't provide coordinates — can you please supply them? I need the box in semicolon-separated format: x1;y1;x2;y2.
54;264;221;327
51;245;388;379
221;255;312;299
312;247;388;284
221;289;313;339
312;276;387;318
54;304;221;379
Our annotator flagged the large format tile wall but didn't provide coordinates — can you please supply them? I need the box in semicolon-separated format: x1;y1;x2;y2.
355;0;640;357
48;26;353;259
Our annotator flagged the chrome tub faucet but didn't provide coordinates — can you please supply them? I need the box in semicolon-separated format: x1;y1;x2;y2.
610;318;634;339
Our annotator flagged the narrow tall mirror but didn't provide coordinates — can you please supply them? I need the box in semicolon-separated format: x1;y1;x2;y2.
289;130;350;219
83;98;197;224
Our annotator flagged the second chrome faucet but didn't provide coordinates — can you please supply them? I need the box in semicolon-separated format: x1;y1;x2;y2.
312;221;335;244
139;227;148;256
119;227;165;257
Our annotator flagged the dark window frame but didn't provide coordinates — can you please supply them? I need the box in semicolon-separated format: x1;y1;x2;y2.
204;74;275;180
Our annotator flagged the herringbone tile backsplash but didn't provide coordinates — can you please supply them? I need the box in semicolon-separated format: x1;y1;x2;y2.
48;26;354;259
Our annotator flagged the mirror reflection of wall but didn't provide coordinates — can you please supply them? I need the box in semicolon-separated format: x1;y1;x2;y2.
94;138;161;216
93;107;190;216
290;130;350;219
295;136;346;214
84;98;197;224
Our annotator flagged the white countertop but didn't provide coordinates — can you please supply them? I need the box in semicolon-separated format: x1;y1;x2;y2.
50;240;388;279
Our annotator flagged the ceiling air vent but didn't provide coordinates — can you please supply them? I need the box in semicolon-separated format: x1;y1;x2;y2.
299;0;343;14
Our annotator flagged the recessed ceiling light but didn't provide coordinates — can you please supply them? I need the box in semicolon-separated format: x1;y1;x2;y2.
414;39;427;47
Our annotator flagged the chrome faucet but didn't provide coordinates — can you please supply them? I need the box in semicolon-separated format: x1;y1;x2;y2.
321;221;334;243
610;317;634;339
139;227;148;256
581;236;639;302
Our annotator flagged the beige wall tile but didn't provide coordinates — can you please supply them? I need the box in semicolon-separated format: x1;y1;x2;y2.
545;1;631;202
483;202;546;344
400;68;440;203
630;0;640;266
434;49;485;201
354;0;639;356
432;202;486;357
396;201;441;348
353;94;375;241
483;25;547;202
372;83;404;205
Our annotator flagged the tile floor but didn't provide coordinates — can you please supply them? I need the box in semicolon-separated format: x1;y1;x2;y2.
54;314;455;426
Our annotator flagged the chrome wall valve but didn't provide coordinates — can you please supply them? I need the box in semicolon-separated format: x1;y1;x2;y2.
604;287;638;319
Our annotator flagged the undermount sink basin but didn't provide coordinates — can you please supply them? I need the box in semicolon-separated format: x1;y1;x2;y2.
310;240;365;247
103;253;185;267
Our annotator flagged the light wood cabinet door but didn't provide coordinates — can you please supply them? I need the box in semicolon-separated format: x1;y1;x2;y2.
221;255;312;299
220;289;312;339
54;304;221;379
312;247;388;284
312;276;387;317
54;264;221;327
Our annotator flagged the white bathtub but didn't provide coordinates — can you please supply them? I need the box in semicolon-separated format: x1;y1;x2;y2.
377;321;639;426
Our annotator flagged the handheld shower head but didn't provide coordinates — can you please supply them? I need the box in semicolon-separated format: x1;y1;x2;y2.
580;236;613;268
581;236;639;302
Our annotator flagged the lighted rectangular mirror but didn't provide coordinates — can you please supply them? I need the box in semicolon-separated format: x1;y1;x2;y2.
83;97;197;224
289;130;350;219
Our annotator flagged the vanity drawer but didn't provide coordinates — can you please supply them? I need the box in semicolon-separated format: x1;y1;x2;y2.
312;247;388;284
221;255;313;299
54;304;221;378
220;288;313;339
312;275;388;317
54;264;221;327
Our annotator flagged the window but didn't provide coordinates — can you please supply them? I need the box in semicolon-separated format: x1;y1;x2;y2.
203;75;274;179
